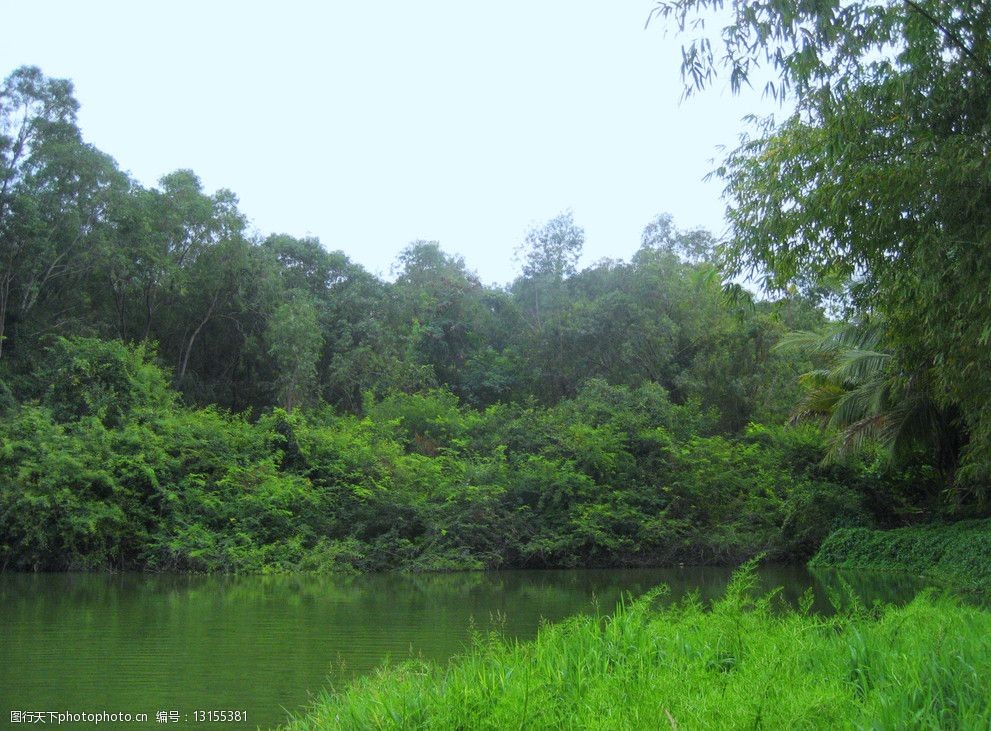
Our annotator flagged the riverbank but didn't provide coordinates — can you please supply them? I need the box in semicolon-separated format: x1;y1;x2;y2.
810;519;991;593
280;566;991;730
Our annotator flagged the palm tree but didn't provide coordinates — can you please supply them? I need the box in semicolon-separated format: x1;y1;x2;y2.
776;319;965;506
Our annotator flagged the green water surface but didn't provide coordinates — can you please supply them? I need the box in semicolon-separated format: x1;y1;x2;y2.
0;566;932;730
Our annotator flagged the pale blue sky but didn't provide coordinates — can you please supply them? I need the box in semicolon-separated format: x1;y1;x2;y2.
2;1;777;285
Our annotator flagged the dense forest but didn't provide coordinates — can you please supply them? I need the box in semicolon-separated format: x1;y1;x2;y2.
7;2;991;727
0;45;987;572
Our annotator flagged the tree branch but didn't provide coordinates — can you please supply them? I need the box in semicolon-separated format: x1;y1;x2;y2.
903;0;991;77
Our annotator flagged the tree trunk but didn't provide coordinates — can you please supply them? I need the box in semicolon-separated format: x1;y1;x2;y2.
0;275;10;360
179;292;219;378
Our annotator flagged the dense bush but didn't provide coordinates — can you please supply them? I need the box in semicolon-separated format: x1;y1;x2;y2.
811;520;991;592
0;338;893;573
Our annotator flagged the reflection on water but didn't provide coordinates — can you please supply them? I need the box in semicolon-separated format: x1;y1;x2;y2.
0;565;950;729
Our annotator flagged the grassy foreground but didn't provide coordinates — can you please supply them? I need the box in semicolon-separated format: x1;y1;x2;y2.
811;520;991;592
281;569;991;730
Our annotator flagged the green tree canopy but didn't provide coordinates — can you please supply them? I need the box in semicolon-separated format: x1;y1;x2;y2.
654;0;991;490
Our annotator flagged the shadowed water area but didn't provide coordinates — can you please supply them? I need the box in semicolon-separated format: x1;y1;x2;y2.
0;566;940;729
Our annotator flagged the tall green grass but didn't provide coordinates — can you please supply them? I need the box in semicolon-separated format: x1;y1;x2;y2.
811;519;991;592
280;565;991;730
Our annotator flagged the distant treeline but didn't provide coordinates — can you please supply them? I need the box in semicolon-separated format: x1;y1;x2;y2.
0;66;819;424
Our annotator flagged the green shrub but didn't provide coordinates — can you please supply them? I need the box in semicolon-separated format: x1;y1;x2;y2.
0;339;898;573
40;337;175;426
811;520;991;592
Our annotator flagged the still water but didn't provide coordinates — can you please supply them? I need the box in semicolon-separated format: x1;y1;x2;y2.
0;566;933;730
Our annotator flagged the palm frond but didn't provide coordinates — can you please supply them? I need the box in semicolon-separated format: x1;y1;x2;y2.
826;413;887;463
781;315;949;467
829;348;890;384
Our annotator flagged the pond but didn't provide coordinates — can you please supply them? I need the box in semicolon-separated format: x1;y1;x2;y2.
0;565;935;730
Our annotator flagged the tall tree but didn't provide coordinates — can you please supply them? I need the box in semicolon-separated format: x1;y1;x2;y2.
0;66;126;360
393;241;496;394
653;0;991;491
512;213;585;400
267;293;322;412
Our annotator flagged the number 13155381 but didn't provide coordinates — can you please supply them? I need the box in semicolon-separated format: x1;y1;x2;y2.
192;710;247;723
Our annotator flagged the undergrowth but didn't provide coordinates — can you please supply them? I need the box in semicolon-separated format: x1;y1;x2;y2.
811;520;991;592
